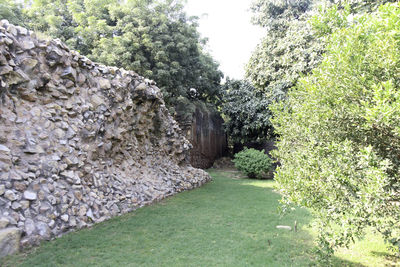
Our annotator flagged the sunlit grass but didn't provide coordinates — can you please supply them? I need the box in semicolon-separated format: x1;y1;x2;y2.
333;231;399;267
241;180;276;189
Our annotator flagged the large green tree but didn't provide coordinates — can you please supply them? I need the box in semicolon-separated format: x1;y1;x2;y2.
272;2;400;261
222;0;325;148
246;18;324;101
221;79;272;146
91;0;222;104
10;0;222;107
244;0;397;143
246;0;398;98
246;0;324;99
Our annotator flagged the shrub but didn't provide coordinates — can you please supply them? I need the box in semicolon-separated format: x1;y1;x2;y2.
233;148;272;179
271;3;400;261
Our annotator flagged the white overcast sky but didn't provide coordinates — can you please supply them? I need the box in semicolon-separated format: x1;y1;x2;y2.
184;0;266;80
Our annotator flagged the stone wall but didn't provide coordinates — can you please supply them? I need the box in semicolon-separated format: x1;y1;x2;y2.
0;20;210;256
181;108;227;169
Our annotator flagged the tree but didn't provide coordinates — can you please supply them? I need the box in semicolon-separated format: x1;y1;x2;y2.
246;0;397;98
342;0;397;12
11;0;222;107
245;0;397;138
0;0;26;26
91;0;222;105
23;0;83;50
271;3;400;261
246;17;325;101
250;0;312;30
310;0;398;37
221;79;272;146
246;0;328;96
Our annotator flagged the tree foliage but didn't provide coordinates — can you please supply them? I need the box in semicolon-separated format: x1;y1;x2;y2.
244;0;397;147
0;0;26;26
6;0;223;106
246;0;325;105
310;0;398;37
246;0;397;99
221;79;272;145
272;3;400;260
250;0;312;30
246;18;324;101
341;0;398;12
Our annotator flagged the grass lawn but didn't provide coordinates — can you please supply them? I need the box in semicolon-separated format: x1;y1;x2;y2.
1;169;398;266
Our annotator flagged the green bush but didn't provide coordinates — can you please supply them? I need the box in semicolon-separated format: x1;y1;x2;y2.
271;3;400;261
233;148;272;179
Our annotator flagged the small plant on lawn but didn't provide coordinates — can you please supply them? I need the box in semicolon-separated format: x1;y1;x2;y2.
233;148;272;179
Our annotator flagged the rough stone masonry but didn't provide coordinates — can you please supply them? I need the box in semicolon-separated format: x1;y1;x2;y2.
0;20;211;257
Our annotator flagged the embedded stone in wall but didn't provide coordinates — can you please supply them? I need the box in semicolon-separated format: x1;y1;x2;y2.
0;227;20;258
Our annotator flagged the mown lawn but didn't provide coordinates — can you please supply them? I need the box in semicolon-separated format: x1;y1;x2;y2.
1;169;397;266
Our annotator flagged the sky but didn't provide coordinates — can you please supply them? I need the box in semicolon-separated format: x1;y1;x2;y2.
184;0;266;80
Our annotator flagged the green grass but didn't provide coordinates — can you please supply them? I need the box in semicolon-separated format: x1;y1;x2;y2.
1;169;398;266
333;231;399;267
